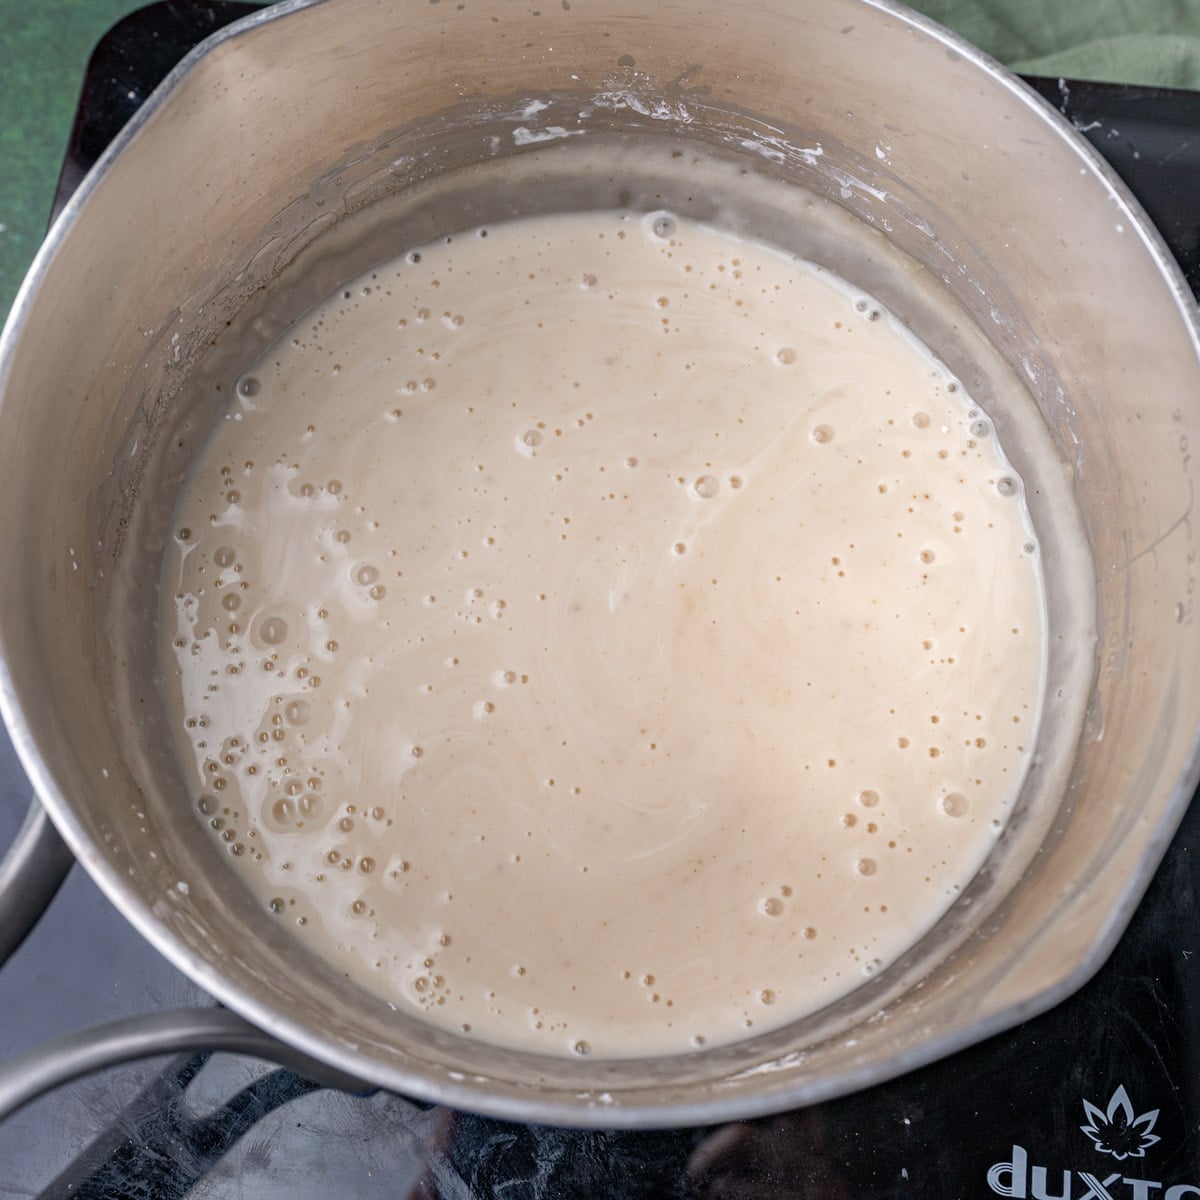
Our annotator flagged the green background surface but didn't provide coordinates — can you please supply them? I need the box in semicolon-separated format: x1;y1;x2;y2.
2;0;1199;327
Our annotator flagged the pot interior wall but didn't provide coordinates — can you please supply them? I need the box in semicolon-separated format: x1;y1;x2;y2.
2;0;1199;1124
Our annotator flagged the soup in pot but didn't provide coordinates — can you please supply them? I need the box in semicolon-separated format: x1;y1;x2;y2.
159;206;1044;1058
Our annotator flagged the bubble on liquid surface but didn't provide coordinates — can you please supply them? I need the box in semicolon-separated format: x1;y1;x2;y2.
649;213;676;239
855;857;877;876
941;793;969;817
774;347;797;366
693;475;719;499
811;425;834;445
760;897;783;917
257;615;289;646
237;375;261;399
858;790;880;808
355;564;380;586
996;477;1018;497
214;546;236;568
297;793;323;819
284;699;311;725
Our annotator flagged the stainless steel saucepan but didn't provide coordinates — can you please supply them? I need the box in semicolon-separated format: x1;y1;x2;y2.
1;0;1199;1129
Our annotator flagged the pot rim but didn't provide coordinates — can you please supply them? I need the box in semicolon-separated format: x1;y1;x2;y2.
2;0;1200;1128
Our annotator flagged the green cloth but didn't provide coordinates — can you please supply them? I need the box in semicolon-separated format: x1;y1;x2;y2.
2;0;1200;325
909;0;1200;87
0;0;146;328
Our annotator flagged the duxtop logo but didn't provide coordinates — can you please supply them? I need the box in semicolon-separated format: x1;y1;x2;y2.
986;1085;1198;1200
1080;1086;1161;1161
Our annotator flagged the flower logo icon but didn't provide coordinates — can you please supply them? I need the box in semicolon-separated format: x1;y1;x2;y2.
1080;1085;1161;1160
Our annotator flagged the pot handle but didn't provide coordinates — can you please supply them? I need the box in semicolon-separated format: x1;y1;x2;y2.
0;1006;376;1122
0;796;76;968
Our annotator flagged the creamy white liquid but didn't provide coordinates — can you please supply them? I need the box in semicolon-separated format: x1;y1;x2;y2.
160;209;1044;1058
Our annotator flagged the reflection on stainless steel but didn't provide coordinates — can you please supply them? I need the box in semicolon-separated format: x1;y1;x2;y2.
0;1007;372;1122
0;797;73;967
